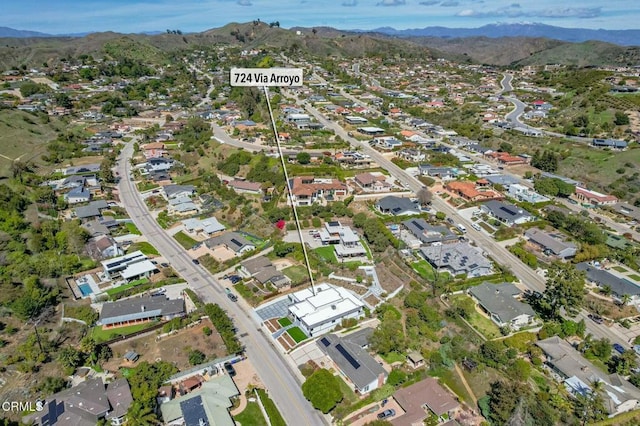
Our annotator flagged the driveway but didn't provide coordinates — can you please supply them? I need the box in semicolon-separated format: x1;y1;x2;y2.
344;397;403;426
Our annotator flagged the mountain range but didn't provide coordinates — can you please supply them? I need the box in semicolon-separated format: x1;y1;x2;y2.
2;23;639;46
366;23;640;47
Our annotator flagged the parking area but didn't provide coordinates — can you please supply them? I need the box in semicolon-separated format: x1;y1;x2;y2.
344;397;403;426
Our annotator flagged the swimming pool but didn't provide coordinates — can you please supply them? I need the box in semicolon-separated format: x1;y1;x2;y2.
78;283;93;297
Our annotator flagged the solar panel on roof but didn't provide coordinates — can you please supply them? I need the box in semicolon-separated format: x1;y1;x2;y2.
320;337;330;347
230;238;242;246
181;395;209;426
336;344;360;369
413;221;424;231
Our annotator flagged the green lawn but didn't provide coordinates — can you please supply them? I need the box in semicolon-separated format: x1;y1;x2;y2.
105;278;149;298
257;389;286;426
124;222;142;235
234;401;268;426
628;274;640;282
412;260;436;281
286;327;308;344
336;376;358;404
91;322;153;343
449;295;502;339
277;317;292;327
282;265;310;285
137;181;159;192
126;241;159;256
360;239;373;260
174;231;198;249
380;351;405;364
314;246;336;263
612;266;627;273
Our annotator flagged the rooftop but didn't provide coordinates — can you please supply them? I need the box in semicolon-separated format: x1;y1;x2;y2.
289;283;364;330
468;282;536;324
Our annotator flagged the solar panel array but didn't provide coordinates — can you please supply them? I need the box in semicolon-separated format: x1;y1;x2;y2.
320;337;330;347
181;395;209;426
336;344;360;369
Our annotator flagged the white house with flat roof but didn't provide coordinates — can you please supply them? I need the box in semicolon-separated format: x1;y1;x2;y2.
288;283;365;337
319;221;367;260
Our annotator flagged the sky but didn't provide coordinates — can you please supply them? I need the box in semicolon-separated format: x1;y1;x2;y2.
2;0;638;34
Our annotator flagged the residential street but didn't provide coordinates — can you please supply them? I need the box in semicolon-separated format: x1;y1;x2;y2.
116;141;326;426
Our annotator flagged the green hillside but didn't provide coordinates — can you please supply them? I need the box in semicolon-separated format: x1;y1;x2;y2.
0;109;64;177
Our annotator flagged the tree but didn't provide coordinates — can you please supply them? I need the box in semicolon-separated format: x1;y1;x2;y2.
614;111;630;126
125;401;158;426
54;92;73;109
302;369;343;413
508;359;532;382
388;369;407;386
487;380;529;425
541;262;586;318
296;152;311;164
188;349;206;365
58;346;84;371
417;187;432;205
370;311;407;355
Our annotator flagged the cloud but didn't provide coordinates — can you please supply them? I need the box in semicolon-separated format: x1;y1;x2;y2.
419;0;439;4
342;0;357;6
237;0;252;5
456;6;602;19
376;0;406;6
440;1;459;6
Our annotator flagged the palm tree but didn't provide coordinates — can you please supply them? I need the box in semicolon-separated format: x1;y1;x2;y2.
621;294;631;309
125;402;158;426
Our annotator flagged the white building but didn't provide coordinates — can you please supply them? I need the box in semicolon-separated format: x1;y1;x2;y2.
508;184;550;204
288;283;365;337
101;250;157;281
319;221;368;260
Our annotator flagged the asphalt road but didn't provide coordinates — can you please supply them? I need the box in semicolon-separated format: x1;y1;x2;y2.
116;141;326;426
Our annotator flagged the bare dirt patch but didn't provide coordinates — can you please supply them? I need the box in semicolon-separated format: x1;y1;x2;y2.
104;319;226;371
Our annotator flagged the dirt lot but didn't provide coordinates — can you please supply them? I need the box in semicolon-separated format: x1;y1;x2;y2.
104;319;227;371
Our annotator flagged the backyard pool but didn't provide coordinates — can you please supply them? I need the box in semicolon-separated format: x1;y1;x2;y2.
78;283;94;297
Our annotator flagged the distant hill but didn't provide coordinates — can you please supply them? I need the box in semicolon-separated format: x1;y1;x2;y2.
0;22;639;69
0;27;52;38
367;23;640;47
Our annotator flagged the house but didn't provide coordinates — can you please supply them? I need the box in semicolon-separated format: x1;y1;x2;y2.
573;187;618;206
481;200;534;226
376;196;421;216
318;221;368;259
289;176;348;206
143;157;173;173
164;184;196;200
75;200;110;219
287;283;365;337
228;180;263;195
372;136;403;150
141;142;166;158
345;116;368;125
468;282;536;330
85;235;123;260
101;250;149;280
486;151;528;165
576;262;640;304
537;336;640;417
396;148;425;162
524;228;577;259
592;138;628;149
182;217;226;236
484;174;520;187
240;256;291;288
64;164;102;176
418;164;456;180
23;377;133;426
446;181;503;202
611;202;640;222
98;295;185;329
159;374;240;426
508;184;550;204
357;126;385;136
205;232;256;256
392;378;460;426
419;242;493;278
402;219;458;246
65;186;91;204
318;333;387;395
334;151;372;168
354;173;390;192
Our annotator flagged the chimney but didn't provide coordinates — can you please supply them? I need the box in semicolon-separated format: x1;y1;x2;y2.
141;305;146;312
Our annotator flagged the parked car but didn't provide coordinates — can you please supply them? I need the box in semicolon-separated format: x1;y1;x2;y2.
613;343;626;354
192;259;200;265
228;275;242;284
588;314;604;324
224;362;236;376
225;288;238;302
377;409;396;420
153;287;167;296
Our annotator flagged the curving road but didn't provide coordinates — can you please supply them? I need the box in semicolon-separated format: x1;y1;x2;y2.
116;141;326;426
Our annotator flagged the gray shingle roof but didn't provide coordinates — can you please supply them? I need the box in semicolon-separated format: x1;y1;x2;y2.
482;200;533;223
419;242;492;276
318;333;387;392
524;227;577;256
468;282;535;324
99;296;185;326
576;262;640;296
376;196;420;216
403;219;457;244
205;232;254;253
